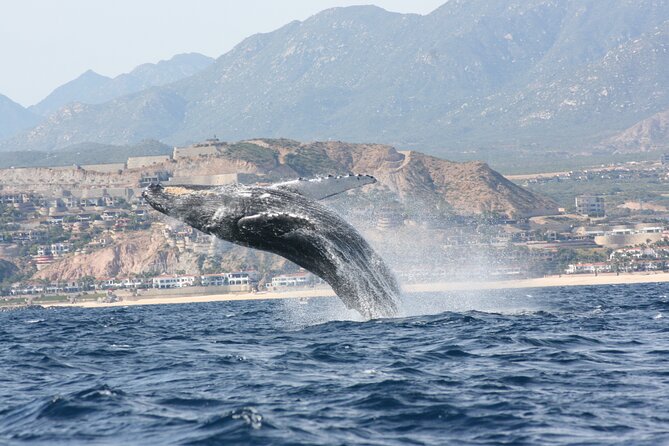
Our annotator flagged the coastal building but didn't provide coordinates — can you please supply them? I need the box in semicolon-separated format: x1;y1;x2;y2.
151;275;196;289
575;195;605;217
97;278;123;289
271;272;312;287
118;278;146;288
139;171;171;187
200;273;228;287
0;193;30;204
227;271;258;285
37;243;72;257
565;262;612;274
575;223;667;248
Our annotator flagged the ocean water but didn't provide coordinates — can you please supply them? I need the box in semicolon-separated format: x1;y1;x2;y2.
2;283;669;445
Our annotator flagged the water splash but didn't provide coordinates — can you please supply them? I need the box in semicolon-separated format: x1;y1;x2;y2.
279;289;545;328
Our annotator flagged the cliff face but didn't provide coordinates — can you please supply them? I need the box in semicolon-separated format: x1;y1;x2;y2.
32;228;200;282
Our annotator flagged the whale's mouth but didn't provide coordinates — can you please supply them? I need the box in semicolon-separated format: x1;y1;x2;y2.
143;183;171;215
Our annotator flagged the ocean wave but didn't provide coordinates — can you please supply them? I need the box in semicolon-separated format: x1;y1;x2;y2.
1;284;669;445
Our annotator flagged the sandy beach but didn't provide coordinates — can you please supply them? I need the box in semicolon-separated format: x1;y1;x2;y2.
41;271;669;309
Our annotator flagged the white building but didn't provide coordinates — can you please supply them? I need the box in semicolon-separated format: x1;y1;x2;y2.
565;262;612;274
200;274;228;287
575;195;605;217
152;275;195;289
227;271;258;285
37;243;72;257
120;278;146;288
51;243;72;256
271;272;312;287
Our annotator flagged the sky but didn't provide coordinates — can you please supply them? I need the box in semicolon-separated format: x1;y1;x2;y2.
0;0;445;107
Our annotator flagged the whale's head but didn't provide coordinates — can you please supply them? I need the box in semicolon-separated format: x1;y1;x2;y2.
142;183;242;238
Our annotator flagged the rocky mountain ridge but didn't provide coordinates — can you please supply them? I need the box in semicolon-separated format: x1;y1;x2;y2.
1;1;668;154
29;53;214;117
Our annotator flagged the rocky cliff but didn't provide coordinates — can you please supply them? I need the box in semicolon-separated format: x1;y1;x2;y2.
32;228;199;282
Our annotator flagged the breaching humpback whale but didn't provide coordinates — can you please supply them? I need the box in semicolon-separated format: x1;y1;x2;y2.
142;175;400;318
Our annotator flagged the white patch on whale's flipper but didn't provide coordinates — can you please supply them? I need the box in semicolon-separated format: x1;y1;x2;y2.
238;212;314;237
271;174;376;200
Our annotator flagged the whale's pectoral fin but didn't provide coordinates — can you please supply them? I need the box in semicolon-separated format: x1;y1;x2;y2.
238;213;314;237
271;174;376;200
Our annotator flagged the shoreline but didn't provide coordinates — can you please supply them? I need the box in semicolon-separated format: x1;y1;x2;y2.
32;271;669;309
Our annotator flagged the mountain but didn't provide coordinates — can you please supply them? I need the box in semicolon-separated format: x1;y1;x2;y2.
3;89;186;151
0;94;39;140
29;53;214;116
3;1;669;154
602;109;669;152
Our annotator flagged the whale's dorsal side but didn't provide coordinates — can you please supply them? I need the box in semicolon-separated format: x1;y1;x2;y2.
271;174;376;200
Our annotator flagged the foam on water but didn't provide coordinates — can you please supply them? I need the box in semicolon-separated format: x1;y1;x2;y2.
279;288;545;328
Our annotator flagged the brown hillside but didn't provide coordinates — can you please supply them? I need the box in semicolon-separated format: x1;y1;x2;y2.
33;228;199;282
266;140;558;218
603;109;669;152
0;139;556;218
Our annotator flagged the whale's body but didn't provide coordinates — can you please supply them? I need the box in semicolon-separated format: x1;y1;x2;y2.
142;176;400;318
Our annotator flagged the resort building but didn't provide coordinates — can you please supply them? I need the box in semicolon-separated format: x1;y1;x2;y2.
271;272;312;287
227;271;257;285
200;273;228;287
575;195;605;217
151;275;196;289
565;262;612;274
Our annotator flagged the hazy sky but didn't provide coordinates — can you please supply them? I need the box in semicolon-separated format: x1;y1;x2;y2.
1;0;445;107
